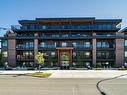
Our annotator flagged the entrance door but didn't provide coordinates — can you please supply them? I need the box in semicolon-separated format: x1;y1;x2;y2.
60;52;70;69
56;48;73;69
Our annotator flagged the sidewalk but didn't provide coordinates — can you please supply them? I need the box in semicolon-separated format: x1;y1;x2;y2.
49;70;127;78
0;70;127;78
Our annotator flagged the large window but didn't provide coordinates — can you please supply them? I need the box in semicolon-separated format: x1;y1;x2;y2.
73;51;91;59
16;41;34;49
96;41;114;48
96;61;114;68
17;51;34;59
97;51;114;59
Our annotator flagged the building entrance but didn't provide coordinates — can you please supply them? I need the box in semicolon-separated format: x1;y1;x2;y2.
56;48;73;69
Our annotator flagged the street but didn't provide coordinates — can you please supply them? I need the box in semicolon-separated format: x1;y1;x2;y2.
0;75;127;95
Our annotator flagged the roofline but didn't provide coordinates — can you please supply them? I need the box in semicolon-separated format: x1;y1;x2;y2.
36;17;95;20
18;17;122;25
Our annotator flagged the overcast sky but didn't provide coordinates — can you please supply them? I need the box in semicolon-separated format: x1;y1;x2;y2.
0;0;127;35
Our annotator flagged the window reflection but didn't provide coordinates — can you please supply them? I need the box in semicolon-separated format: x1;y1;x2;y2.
16;41;34;49
2;40;7;48
97;41;114;48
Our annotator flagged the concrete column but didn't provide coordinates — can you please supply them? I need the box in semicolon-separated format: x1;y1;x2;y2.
34;39;38;63
34;33;38;64
8;39;16;67
57;49;60;66
92;38;96;67
115;38;124;67
92;32;97;67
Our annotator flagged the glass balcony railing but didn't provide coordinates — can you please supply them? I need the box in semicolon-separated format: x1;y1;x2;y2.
15;34;120;39
12;24;120;31
39;45;56;49
38;34;92;39
16;45;34;49
38;45;92;49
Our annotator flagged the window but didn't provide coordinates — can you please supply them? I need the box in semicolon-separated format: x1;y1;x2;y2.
42;25;46;29
62;42;67;47
17;51;34;59
29;42;34;48
2;40;7;48
125;51;127;57
85;52;90;56
97;51;114;59
97;41;109;48
97;42;101;48
72;42;77;47
54;42;57;47
51;52;55;57
84;42;91;48
0;40;1;48
2;51;7;57
40;42;45;48
62;34;68;37
16;41;34;49
125;40;127;46
84;52;91;58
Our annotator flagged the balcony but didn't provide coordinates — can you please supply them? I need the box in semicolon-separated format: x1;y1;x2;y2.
15;34;124;39
12;24;120;31
14;33;127;41
16;45;34;50
39;45;56;49
39;34;92;39
73;45;92;49
94;35;117;39
16;34;92;39
38;44;92;49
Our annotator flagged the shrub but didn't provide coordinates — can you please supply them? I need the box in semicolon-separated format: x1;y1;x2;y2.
95;68;102;70
27;67;34;70
118;68;127;70
26;72;51;77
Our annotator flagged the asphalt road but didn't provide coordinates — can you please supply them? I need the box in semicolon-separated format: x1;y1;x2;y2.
0;75;127;95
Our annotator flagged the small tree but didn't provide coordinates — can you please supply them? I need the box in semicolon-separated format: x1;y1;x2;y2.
5;30;15;37
35;52;45;72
